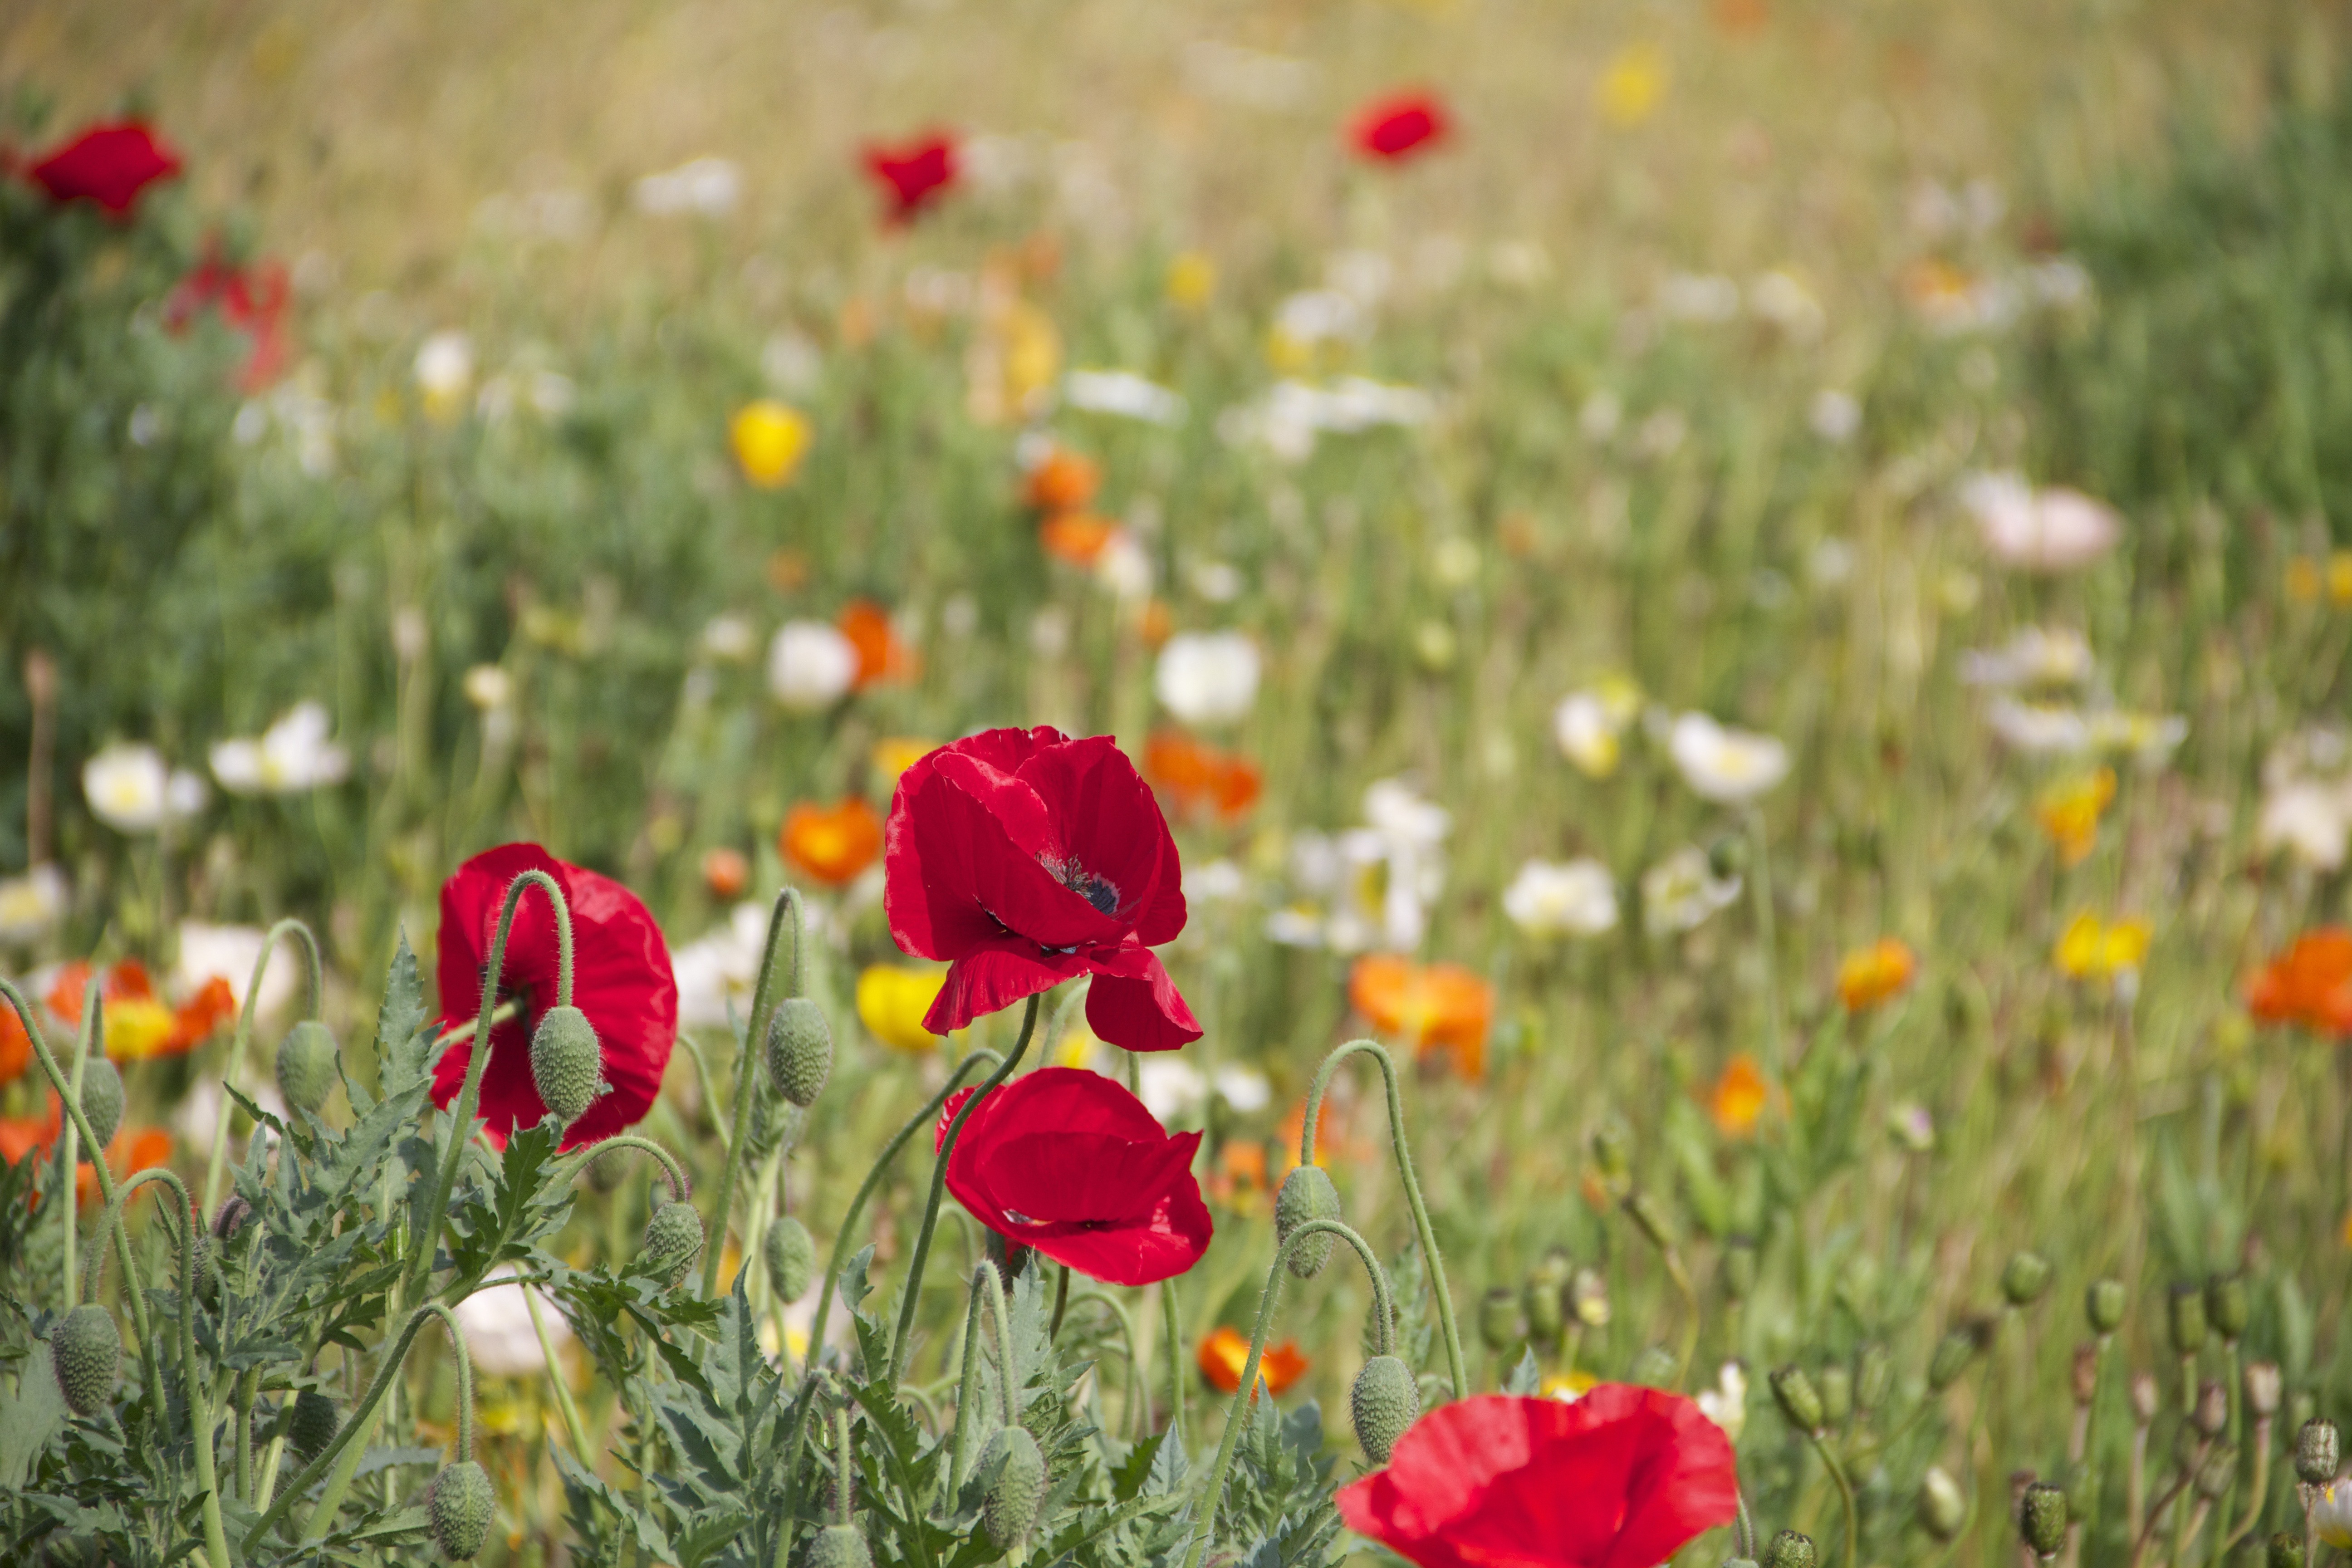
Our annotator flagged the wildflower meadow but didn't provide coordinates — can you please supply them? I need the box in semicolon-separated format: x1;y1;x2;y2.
6;3;2352;1566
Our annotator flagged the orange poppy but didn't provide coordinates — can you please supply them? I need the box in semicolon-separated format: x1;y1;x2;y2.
2246;929;2352;1035
1138;599;1176;648
46;960;235;1061
1706;1054;1771;1137
781;799;885;887
1836;938;1916;1013
0;1003;30;1086
1348;955;1495;1079
0;1102;173;1206
2034;767;2116;868
702;847;750;901
1024;449;1100;512
1208;1139;1270;1206
1198;1324;1308;1396
1143;730;1263;820
1040;513;1117;567
836;599;919;688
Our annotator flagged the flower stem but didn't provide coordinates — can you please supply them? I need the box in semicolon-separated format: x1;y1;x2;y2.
1049;1263;1071;1341
556;1132;692;1203
59;982;95;1309
1180;1217;1393;1568
1807;1428;1859;1568
1298;1038;1468;1400
1069;1289;1144;1440
949;1268;992;1496
1161;1279;1186;1451
702;886;804;1298
109;1166;232;1568
525;1277;593;1458
202;917;324;1215
888;994;1041;1383
1747;806;1785;1077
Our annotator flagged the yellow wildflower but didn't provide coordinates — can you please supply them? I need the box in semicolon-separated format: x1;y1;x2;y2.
100;997;184;1062
855;966;947;1053
1707;1054;1770;1137
2288;557;2323;604
730;400;812;488
1836;938;1917;1013
2034;767;2117;867
1597;44;1669;127
1543;1370;1597;1403
2054;913;2151;980
2332;552;2352;607
871;737;940;779
1166;252;1217;309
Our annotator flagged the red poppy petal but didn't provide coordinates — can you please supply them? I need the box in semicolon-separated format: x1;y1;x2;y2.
1014;736;1179;930
898;754;1122;955
972;1129;1197;1227
922;942;1090;1035
1021;1179;1212;1286
1084;948;1202;1053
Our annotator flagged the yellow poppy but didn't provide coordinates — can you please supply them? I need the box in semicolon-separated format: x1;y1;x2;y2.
1597;44;1669;127
856;966;947;1054
729;400;813;489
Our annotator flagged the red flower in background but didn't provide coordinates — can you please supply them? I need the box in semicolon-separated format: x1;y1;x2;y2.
863;133;959;225
1350;93;1450;163
27;122;182;214
431;843;677;1151
1338;1388;1739;1568
167;253;293;392
936;1066;1211;1285
2245;928;2352;1035
885;727;1201;1052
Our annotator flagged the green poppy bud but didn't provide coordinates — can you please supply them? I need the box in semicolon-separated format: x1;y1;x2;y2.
289;1388;341;1461
2020;1480;2068;1559
765;997;834;1107
528;1004;603;1126
1817;1362;1853;1427
275;1019;340;1117
1524;1254;1570;1346
1928;1327;1980;1392
765;1216;816;1302
809;1524;873;1568
2001;1251;2053;1308
2086;1279;2127;1336
1721;1237;1758;1303
1707;833;1749;881
2167;1283;2208;1357
1478;1287;1521;1352
427;1459;496;1560
980;1424;1046;1554
2195;1445;2236;1499
1917;1466;1966;1541
1764;1530;1817;1568
642;1199;705;1285
50;1303;121;1416
78;1057;124;1150
2206;1273;2250;1342
1274;1166;1341;1279
2272;1532;2309;1568
2296;1417;2339;1485
1770;1365;1825;1434
1351;1355;1421;1465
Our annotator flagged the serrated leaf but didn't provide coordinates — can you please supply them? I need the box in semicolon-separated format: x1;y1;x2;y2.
1502;1349;1540;1396
376;931;433;1096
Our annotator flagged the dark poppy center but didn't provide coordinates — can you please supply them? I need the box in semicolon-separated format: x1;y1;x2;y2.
1039;853;1120;917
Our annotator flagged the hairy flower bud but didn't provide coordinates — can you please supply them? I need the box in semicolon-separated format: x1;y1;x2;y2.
980;1425;1046;1553
1763;1529;1816;1568
2206;1273;2250;1343
212;1192;253;1242
2130;1371;2160;1423
1274;1166;1341;1279
289;1388;341;1461
2247;1362;2284;1420
275;1019;340;1117
78;1057;124;1150
810;1524;873;1568
1721;1236;1758;1303
2019;1480;2068;1559
2001;1251;2053;1308
1929;1327;1980;1392
642;1199;705;1285
528;1005;603;1125
2297;1417;2340;1485
1770;1365;1826;1434
1818;1362;1853;1427
1478;1287;1521;1352
1569;1266;1611;1328
2272;1532;2309;1568
427;1460;496;1560
2167;1283;2208;1357
1917;1466;1967;1541
765;997;834;1108
1524;1254;1570;1346
1351;1355;1421;1464
2086;1279;2127;1337
2194;1379;2230;1440
50;1303;121;1416
764;1216;815;1303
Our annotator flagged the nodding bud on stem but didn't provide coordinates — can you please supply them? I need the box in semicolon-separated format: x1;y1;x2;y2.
78;1057;123;1149
980;1426;1046;1554
1351;1356;1420;1464
2129;1371;2160;1423
1274;1166;1341;1279
765;1216;816;1302
2206;1273;2250;1343
1591;1121;1632;1192
1763;1529;1816;1568
765;997;834;1107
642;1199;705;1285
1478;1287;1521;1352
427;1460;496;1560
1769;1366;1826;1434
2246;1362;2283;1420
275;1019;341;1117
2086;1279;2127;1336
2167;1283;2208;1356
1622;1190;1677;1253
289;1389;341;1461
2194;1379;2230;1439
2296;1417;2340;1485
212;1193;253;1241
1917;1466;1966;1541
50;1303;121;1416
2000;1251;2053;1308
528;1005;603;1125
2019;1480;2068;1560
2272;1532;2309;1568
1523;1254;1570;1345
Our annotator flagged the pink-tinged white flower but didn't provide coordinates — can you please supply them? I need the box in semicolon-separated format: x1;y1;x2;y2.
1155;631;1260;725
210;702;350;796
1962;472;2122;572
83;744;207;834
1960;627;2094;689
632;157;741;218
766;619;860;710
1502;859;1619;938
1669;713;1789;804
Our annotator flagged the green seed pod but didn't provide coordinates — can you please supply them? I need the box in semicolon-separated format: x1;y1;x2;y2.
427;1459;496;1560
2207;1273;2250;1343
1721;1237;1758;1303
2272;1531;2309;1568
2296;1417;2340;1485
1477;1287;1521;1352
1917;1465;1967;1541
765;1216;816;1302
1817;1362;1853;1427
289;1388;341;1461
1928;1327;1980;1392
642;1199;705;1285
1763;1529;1817;1568
78;1057;124;1150
528;1004;603;1125
2020;1480;2068;1559
2001;1251;2053;1308
1770;1365;1825;1434
979;1424;1046;1553
2086;1279;2128;1336
50;1303;121;1416
765;997;834;1107
1523;1254;1570;1345
2167;1283;2208;1357
1274;1166;1341;1279
275;1019;340;1116
1351;1355;1421;1465
809;1524;873;1568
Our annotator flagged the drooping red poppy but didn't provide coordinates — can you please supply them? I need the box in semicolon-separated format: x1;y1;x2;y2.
863;132;959;225
27;122;183;214
884;727;1200;1052
166;253;293;391
430;843;678;1151
935;1066;1211;1286
1350;93;1450;163
1338;1388;1740;1568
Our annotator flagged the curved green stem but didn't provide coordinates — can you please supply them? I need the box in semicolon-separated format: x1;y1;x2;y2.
703;886;804;1298
950;1269;993;1497
405;870;571;1303
555;1133;692;1205
202;917;324;1215
115;1166;231;1568
1807;1428;1859;1568
59;982;95;1309
977;1261;1019;1426
524;1278;593;1458
1161;1279;1186;1450
888;994;1041;1382
1299;1038;1467;1399
1181;1218;1393;1568
1069;1290;1144;1440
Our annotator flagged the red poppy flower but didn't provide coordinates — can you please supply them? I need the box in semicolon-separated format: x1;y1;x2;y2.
935;1066;1211;1286
885;727;1200;1052
167;253;293;392
27;122;183;214
1338;1388;1739;1568
2246;928;2352;1035
431;843;678;1151
1350;93;1450;163
863;132;959;225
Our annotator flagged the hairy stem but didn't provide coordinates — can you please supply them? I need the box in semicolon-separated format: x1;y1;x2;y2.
703;886;804;1297
202;917;324;1215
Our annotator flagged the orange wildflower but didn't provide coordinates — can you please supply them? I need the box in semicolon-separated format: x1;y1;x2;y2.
46;959;234;1061
1024;449;1100;512
0;1003;29;1086
1208;1139;1270;1206
2034;767;2116;867
1707;1054;1771;1136
1039;513;1117;566
1143;730;1263;820
780;799;884;887
1836;938;1917;1013
2246;929;2352;1035
702;847;750;901
1348;955;1495;1079
836;599;919;688
0;1102;172;1206
1198;1324;1308;1396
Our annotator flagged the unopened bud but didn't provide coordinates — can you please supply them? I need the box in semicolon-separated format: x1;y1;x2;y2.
979;1425;1045;1553
2168;1283;2209;1356
1524;1255;1570;1346
765;996;834;1107
809;1524;872;1568
2247;1362;2283;1420
1817;1362;1852;1427
78;1056;124;1149
427;1460;496;1560
2086;1279;2128;1336
50;1303;121;1416
2296;1417;2340;1484
764;1216;815;1302
1351;1355;1421;1464
2020;1480;2068;1559
1770;1365;1826;1434
1722;1237;1758;1303
528;1004;603;1125
2195;1446;2237;1499
2195;1379;2230;1439
1929;1327;1980;1392
642;1198;705;1285
1569;1266;1611;1328
2072;1344;2100;1407
2130;1371;2161;1422
1917;1466;1966;1541
1274;1166;1342;1279
288;1388;341;1461
1478;1288;1521;1352
2207;1274;2250;1342
1622;1190;1677;1252
1708;833;1749;881
212;1193;253;1242
1763;1529;1816;1568
275;1020;340;1117
2271;1531;2308;1568
2001;1251;2054;1308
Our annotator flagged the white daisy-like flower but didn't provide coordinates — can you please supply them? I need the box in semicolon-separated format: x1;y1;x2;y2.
1642;847;1743;936
1501;859;1619;938
83;744;206;834
0;864;68;946
1668;713;1790;804
1154;631;1260;726
210;702;350;796
766;620;860;711
454;1270;574;1378
1959;627;2094;689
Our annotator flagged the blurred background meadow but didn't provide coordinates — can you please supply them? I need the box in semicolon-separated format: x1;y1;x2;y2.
9;0;2352;1561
